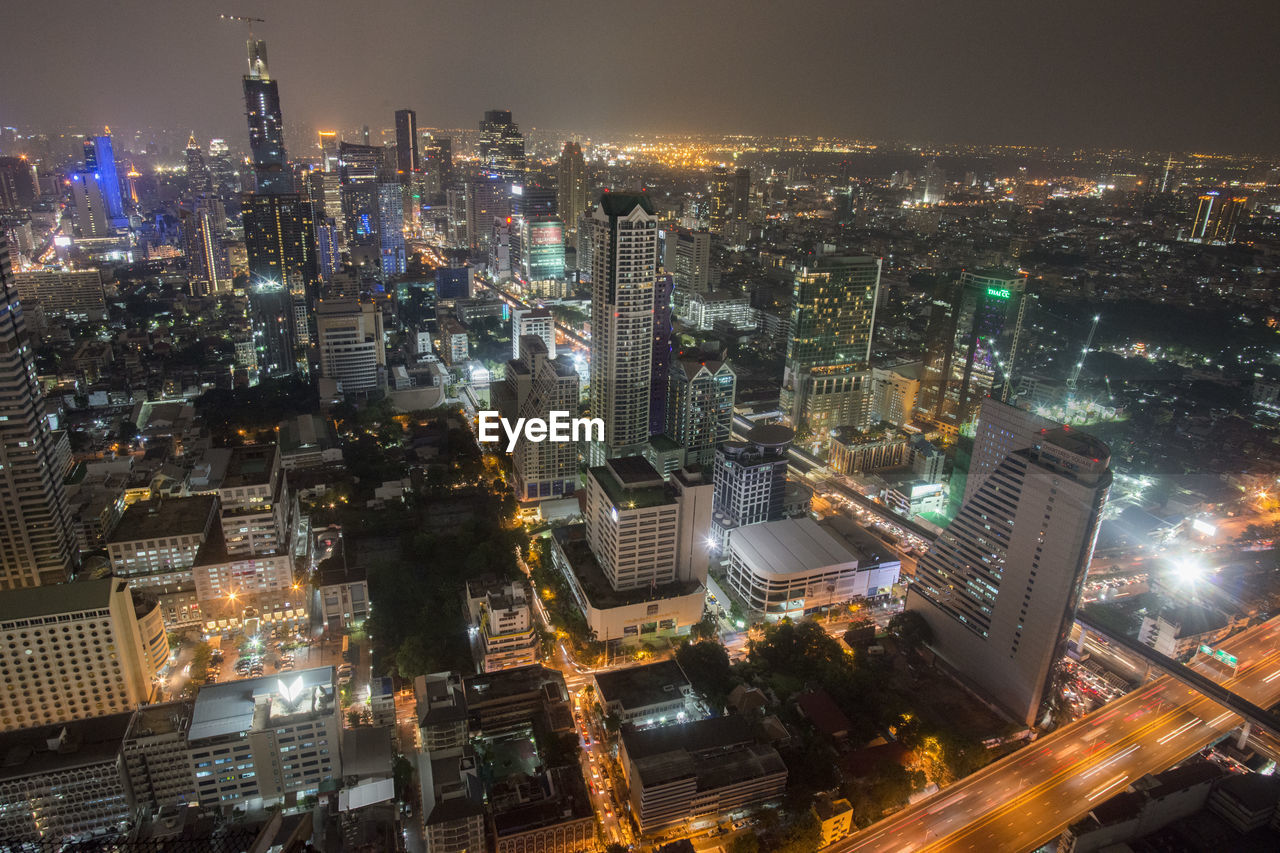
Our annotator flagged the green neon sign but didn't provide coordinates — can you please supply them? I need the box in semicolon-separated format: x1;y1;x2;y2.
986;287;1011;300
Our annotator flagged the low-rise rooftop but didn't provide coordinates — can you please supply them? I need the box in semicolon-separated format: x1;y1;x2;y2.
108;495;218;544
594;660;690;713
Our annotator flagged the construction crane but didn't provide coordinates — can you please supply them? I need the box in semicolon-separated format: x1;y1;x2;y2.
220;13;265;39
1104;375;1115;402
1066;314;1101;397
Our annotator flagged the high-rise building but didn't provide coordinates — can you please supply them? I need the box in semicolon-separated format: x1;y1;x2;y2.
711;423;793;544
588;192;659;462
906;419;1111;726
337;141;384;183
556;141;589;240
184;133;212;195
11;269;106;320
242;192;319;303
517;215;565;283
917;268;1027;437
242;40;291;195
394;108;419;181
708;166;732;233
510;307;556;359
465;174;509;252
317;298;385;394
317;130;339;172
0;157;38;211
668;227;712;298
206;138;237;196
650;274;674;438
496;336;580;502
69;171;112;238
376;181;406;276
782;255;882;440
0;578;166;731
1190;190;1247;243
180;196;229;296
667;359;736;468
422;136;452;196
870;362;922;429
248;282;301;377
920;160;945;204
478;110;525;181
732;166;751;220
0;237;74;587
83;131;126;223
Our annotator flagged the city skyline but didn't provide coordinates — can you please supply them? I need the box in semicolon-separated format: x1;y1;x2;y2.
2;1;1278;152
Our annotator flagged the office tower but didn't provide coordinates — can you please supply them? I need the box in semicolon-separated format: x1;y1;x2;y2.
422;135;452;196
316;217;340;280
650;274;674;438
206;138;237;196
511;184;557;218
921;160;945;204
732;166;751;220
337;141;383;183
918;268;1027;437
498;336;579;501
708;166;732;232
242;39;291;194
511;307;555;359
478;109;526;180
711;423;793;543
0;578;166;730
962;397;1054;504
588;192;659;463
248;282;300;376
184;133;212;194
317;130;339;171
0;157;39;211
376;181;406;276
180;196;230;295
465;173;510;252
313;170;343;233
0;238;74;587
585;458;713;591
668;227;711;296
394;108;419;181
342;179;377;243
1190;190;1247;242
667;359;736;467
906;422;1111;726
556;141;589;239
317;298;385;393
69;171;112;238
83;131;126;223
243;192;319;293
870;362;922;428
518;216;566;283
781;255;882;439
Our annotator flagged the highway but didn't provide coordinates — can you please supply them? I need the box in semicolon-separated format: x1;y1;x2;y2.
831;614;1280;853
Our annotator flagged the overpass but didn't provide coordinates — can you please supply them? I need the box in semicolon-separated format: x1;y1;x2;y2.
1076;617;1280;736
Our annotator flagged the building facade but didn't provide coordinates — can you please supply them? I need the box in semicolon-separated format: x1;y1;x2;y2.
317;297;386;394
666;359;736;468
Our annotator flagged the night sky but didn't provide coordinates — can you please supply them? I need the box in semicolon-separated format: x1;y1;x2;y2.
5;0;1278;151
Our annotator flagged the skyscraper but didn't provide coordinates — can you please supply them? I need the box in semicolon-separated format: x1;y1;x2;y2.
0;157;38;211
242;40;291;195
781;255;882;440
498;336;580;502
1190;190;1247;243
731;166;751;221
242;193;319;374
317;298;385;394
465;174;509;252
317;130;340;172
711;424;793;544
708;166;732;233
478;110;526;181
588;192;659;463
376;181;406;277
917;268;1028;438
180;196;229;296
422;136;452;196
69;171;112;238
393;108;419;181
184;133;212;195
83;131;126;224
668;228;712;297
906;417;1111;726
556;141;589;240
650;274;674;438
0;236;75;587
666;359;736;468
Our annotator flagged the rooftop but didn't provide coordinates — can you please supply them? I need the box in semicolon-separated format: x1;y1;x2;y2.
463;665;566;708
0;712;133;782
222;444;278;488
594;660;690;712
189;666;335;742
598;191;655;218
727;517;858;576
123;702;193;742
552;524;702;608
109;495;218;544
0;577;124;623
591;456;671;510
278;414;338;454
744;423;794;447
622;716;785;791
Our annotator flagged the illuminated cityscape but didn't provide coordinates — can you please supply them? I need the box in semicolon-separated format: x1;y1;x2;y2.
0;2;1279;852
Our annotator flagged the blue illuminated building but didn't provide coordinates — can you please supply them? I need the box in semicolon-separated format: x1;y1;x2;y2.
83;133;126;224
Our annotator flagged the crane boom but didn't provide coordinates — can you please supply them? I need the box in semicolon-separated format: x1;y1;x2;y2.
1066;314;1100;393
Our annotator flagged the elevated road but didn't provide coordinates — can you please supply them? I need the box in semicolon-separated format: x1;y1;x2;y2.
830;614;1280;853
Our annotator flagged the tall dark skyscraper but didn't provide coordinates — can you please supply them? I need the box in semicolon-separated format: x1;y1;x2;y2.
394;109;419;181
0;236;74;588
556;141;589;240
650;273;674;438
422;136;452;197
243;193;319;376
478;110;526;181
918;268;1028;438
242;40;291;195
0;157;38;211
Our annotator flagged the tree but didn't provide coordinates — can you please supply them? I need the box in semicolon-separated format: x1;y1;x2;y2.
392;755;415;801
887;610;933;652
692;610;720;641
676;640;735;710
843;617;876;647
726;835;760;853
